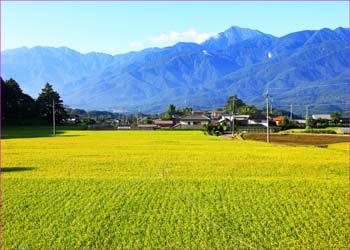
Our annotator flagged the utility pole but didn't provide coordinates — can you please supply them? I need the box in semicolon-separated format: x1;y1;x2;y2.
305;105;309;120
231;97;235;136
137;110;140;126
52;99;56;136
290;104;293;120
265;91;270;143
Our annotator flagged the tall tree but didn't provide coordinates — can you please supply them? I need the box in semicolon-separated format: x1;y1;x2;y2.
36;83;67;124
163;104;176;120
238;105;258;115
1;78;35;121
224;95;246;112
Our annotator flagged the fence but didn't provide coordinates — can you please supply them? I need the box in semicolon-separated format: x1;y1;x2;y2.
235;126;277;133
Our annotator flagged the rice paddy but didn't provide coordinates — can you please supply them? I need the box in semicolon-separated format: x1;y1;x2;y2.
1;128;349;248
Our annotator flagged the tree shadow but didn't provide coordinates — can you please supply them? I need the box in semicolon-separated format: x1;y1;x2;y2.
2;126;85;139
1;167;36;172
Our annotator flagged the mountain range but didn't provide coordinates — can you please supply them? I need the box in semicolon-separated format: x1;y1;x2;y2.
2;26;349;114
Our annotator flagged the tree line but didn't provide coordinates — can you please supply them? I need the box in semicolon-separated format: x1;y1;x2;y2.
1;78;67;125
162;95;293;119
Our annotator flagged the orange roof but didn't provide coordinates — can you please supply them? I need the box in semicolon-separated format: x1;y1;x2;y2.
273;117;284;121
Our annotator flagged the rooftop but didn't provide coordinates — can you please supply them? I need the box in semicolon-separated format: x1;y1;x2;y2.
181;114;210;121
154;120;174;125
312;114;331;120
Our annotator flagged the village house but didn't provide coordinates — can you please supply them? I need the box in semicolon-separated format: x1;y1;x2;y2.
66;115;81;124
272;117;284;125
153;119;174;128
220;114;270;127
312;114;331;120
137;124;157;130
179;114;210;128
295;119;306;124
211;111;224;118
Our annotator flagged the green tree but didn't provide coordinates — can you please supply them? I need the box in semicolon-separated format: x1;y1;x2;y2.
203;122;226;136
224;95;246;112
81;117;96;125
331;112;341;124
163;104;176;120
278;116;298;130
36;83;67;124
176;107;193;116
238;105;258;115
1;78;36;122
315;118;329;128
306;117;316;128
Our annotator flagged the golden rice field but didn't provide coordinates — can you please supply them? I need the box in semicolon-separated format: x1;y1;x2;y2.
1;127;349;249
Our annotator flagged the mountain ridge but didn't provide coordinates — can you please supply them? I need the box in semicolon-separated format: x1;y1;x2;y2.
1;26;349;114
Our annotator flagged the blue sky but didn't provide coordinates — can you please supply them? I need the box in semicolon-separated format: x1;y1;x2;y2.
2;1;349;55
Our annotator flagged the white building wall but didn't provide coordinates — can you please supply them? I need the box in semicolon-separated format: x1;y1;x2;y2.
248;120;268;127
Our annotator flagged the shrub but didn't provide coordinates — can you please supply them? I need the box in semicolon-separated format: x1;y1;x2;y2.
203;123;226;136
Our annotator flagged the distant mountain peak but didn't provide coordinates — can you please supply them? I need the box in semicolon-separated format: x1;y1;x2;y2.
2;26;348;114
201;26;273;50
223;26;264;36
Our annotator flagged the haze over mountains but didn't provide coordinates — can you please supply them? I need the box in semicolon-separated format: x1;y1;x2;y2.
2;26;349;114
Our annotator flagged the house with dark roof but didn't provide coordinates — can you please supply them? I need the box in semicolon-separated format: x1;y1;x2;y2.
179;114;210;128
219;114;270;127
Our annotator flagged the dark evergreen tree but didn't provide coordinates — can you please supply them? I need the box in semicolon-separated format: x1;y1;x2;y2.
1;78;36;122
36;83;67;124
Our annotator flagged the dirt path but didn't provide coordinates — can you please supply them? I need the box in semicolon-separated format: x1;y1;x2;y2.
243;133;349;146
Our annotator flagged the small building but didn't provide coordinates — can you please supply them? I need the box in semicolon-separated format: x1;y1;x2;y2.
219;114;269;127
234;115;250;126
138;124;157;130
248;114;269;127
117;126;131;130
66;115;80;124
312;114;331;120
295;119;306;124
211;111;224;118
180;114;210;127
220;112;233;120
272;117;284;125
154;119;174;128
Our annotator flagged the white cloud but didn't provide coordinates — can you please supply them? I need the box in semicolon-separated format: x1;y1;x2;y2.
129;41;143;49
150;28;217;46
